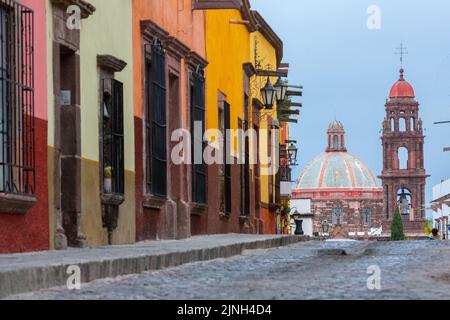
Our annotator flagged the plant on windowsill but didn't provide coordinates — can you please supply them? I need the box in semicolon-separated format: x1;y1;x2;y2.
104;166;113;193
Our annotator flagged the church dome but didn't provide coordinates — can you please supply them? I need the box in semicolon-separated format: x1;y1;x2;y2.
295;121;379;190
296;152;378;189
389;68;415;98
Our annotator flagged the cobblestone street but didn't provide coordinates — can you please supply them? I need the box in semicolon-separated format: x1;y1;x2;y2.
7;240;450;300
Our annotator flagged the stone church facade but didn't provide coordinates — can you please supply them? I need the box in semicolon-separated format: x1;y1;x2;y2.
292;121;384;239
293;67;428;238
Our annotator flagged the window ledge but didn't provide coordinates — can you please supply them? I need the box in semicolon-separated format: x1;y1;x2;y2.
101;193;125;206
239;215;250;224
190;202;208;216
219;212;231;221
143;194;167;209
0;193;36;214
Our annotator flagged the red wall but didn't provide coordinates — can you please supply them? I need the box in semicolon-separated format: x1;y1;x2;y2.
0;0;49;253
0;119;49;253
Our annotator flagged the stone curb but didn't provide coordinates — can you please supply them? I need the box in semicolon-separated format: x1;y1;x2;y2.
0;235;308;299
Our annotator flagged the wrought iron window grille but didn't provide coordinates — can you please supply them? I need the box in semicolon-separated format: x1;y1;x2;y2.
0;1;35;197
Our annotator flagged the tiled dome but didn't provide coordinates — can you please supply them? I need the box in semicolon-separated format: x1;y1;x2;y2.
295;152;378;189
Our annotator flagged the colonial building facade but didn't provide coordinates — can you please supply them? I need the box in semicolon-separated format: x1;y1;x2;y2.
0;0;297;253
0;0;49;253
293;121;384;239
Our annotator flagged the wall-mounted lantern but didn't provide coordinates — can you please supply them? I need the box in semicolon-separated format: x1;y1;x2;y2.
274;77;288;102
260;77;277;110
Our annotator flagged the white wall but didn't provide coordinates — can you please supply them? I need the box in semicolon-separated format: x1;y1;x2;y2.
431;179;450;237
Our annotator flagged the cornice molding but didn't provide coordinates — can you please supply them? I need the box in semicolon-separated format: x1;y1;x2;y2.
141;20;170;42
97;54;127;73
186;51;208;70
51;0;96;19
163;36;191;61
192;0;242;10
243;62;256;77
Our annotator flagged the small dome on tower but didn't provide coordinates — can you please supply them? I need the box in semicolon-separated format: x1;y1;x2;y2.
328;120;344;130
326;120;347;152
389;68;415;98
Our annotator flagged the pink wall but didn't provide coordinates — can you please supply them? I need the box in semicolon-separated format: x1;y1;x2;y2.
21;0;47;121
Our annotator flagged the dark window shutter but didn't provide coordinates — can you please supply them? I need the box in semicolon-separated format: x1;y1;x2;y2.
145;60;152;192
224;102;231;215
150;39;167;196
112;80;125;194
192;69;206;204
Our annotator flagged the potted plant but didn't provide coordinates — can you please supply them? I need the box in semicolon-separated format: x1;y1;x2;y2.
104;166;113;193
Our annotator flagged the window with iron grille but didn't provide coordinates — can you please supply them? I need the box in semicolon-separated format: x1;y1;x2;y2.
101;79;124;195
224;101;231;215
191;67;206;204
0;1;34;196
254;125;260;209
268;130;273;204
243;94;250;216
239;118;244;214
146;39;167;196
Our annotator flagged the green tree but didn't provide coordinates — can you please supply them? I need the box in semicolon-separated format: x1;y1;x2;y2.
391;207;405;241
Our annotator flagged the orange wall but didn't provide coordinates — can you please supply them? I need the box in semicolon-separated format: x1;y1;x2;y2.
261;208;276;234
132;0;206;119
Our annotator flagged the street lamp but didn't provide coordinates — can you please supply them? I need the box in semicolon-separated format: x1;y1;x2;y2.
290;208;304;236
260;77;277;110
274;77;288;102
288;143;298;166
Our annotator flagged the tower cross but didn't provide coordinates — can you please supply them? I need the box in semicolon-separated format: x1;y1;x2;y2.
395;42;408;68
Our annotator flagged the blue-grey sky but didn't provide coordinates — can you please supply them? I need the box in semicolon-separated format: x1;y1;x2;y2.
252;0;450;210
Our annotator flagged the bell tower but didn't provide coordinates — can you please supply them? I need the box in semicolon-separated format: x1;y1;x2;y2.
380;68;429;234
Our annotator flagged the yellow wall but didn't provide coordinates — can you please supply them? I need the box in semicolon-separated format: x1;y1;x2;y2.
250;31;279;205
205;10;281;207
80;0;134;171
79;0;135;245
205;9;250;146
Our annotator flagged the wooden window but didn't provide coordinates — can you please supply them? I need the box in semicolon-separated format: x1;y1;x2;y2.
191;67;206;204
146;39;167;196
101;79;124;195
0;2;34;196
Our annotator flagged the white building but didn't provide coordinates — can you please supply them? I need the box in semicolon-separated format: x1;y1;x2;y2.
290;199;314;237
431;179;450;240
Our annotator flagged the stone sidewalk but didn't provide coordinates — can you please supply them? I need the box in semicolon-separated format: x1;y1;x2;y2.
0;234;307;299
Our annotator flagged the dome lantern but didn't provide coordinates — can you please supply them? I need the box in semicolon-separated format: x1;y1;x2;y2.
326;120;347;152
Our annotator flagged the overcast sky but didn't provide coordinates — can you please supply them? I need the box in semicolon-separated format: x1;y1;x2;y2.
251;0;450;211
